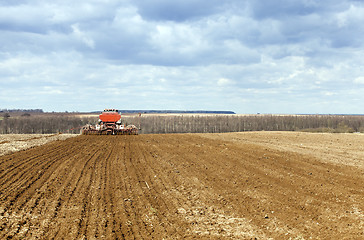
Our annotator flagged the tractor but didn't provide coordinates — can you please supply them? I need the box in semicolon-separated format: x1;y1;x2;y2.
81;109;138;135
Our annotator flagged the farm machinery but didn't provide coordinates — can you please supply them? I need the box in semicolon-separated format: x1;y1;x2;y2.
81;109;138;135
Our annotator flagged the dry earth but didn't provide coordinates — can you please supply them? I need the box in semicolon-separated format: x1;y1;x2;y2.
199;131;364;169
0;134;77;156
0;132;363;239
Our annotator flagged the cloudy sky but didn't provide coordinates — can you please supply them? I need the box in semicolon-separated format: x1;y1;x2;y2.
1;0;364;113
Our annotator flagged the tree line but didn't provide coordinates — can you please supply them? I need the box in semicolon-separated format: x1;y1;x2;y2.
1;114;364;134
130;114;364;134
0;116;95;134
0;109;44;113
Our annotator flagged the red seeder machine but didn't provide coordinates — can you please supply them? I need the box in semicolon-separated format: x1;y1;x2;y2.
81;109;138;135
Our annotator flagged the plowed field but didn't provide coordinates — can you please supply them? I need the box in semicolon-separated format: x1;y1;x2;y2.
0;133;363;239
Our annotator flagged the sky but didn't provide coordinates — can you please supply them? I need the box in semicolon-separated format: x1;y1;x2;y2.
1;0;364;114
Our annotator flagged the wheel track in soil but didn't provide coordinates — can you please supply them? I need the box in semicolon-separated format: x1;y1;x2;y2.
0;134;363;239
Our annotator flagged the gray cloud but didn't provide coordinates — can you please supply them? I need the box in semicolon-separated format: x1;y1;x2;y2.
134;0;228;22
1;0;364;113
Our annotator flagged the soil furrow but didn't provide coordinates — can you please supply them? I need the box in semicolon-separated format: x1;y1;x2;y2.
0;133;363;239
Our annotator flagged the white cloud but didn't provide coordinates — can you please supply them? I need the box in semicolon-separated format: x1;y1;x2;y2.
322;91;335;96
336;4;364;28
1;0;364;113
71;24;95;49
354;77;364;84
217;78;233;86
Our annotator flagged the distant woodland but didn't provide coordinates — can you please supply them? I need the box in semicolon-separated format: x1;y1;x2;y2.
0;115;94;134
1;111;364;134
132;115;364;134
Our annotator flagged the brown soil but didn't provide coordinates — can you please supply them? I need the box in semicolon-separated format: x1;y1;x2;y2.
0;133;363;239
0;134;77;156
199;131;364;169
